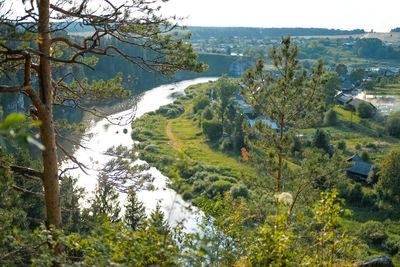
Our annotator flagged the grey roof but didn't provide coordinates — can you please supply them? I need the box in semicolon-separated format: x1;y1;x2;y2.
347;154;363;162
347;161;372;177
337;93;353;104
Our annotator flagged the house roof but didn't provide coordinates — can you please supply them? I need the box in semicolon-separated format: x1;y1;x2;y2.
347;161;372;177
336;93;353;104
347;154;363;162
348;98;377;110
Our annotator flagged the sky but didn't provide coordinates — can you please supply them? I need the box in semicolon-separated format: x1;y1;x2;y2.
161;0;400;32
3;0;399;32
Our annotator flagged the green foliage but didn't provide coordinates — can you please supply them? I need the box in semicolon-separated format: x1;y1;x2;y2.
124;187;146;231
367;165;381;185
322;72;342;109
386;111;400;138
383;236;400;255
202;106;214;120
378;150;400;199
90;173;121;223
0;113;43;150
215;75;239;132
350;68;365;83
230;184;249;199
361;151;370;162
60;176;84;234
335;63;348;75
356;101;375;119
157;103;185;119
356;221;387;246
337;140;346;150
202;119;222;141
312;129;330;153
193;94;210;113
206;180;233;198
324;109;338;126
241;36;324;192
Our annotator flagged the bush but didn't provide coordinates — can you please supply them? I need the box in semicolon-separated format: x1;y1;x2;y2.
386;112;400;138
324;109;338;126
383;236;400;255
202;120;222;141
361;191;376;208
230;184;249;199
219;137;233;152
337;141;346;150
367;165;381;185
357;221;387;246
182;191;193;201
361;151;370;162
206;180;233;198
348;184;363;205
357;101;375;119
193;95;210;113
192;180;210;194
202;107;214;120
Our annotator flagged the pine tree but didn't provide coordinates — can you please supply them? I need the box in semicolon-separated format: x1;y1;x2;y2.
149;203;169;235
124;186;146;231
241;36;325;192
91;173;121;223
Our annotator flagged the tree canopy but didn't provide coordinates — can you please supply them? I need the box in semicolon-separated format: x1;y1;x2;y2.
0;0;206;257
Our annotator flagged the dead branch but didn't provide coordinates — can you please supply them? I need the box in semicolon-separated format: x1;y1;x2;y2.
55;140;88;175
12;185;44;198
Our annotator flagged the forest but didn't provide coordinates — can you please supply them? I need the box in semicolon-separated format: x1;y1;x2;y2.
1;0;400;266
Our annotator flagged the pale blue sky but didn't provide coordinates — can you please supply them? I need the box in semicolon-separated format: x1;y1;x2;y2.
161;0;400;32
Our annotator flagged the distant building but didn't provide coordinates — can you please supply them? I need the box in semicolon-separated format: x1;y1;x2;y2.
336;93;353;105
346;154;373;181
347;98;377;112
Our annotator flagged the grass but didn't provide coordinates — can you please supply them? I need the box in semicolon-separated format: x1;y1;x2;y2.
370;84;400;96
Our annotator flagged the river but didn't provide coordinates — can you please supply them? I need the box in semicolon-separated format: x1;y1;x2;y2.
63;77;218;232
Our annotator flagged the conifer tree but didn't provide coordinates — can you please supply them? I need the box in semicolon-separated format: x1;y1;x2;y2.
124;186;146;231
241;36;324;192
91;173;121;223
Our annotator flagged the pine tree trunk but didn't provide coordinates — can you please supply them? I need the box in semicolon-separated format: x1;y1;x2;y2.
37;0;63;256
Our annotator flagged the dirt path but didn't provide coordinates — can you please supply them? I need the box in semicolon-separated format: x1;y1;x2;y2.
166;120;181;152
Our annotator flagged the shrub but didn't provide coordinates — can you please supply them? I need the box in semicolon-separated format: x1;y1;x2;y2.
324;109;338;126
192;180;210;194
361;191;376;208
143;144;159;153
383;236;400;255
367;165;381;185
193;95;210;113
386;112;400;138
357;221;387;246
361;151;370;162
202;120;222;141
182;191;193;201
357;101;375;119
219;137;233;152
348;183;363;205
206;180;233;198
202;107;214;120
230;184;249;199
337;141;346;150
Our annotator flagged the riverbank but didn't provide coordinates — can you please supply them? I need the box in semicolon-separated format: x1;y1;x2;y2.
131;81;257;203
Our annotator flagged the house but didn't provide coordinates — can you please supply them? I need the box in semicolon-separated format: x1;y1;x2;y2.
347;98;377;112
346;154;373;181
336;93;353;105
341;80;353;92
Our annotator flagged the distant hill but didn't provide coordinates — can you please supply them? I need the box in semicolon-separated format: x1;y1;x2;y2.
57;22;365;38
187;27;365;39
